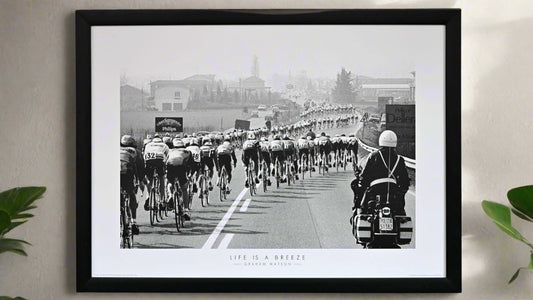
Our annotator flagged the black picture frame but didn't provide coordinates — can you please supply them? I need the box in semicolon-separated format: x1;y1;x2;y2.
76;9;461;293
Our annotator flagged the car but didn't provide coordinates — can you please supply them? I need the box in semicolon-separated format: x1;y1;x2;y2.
257;105;267;111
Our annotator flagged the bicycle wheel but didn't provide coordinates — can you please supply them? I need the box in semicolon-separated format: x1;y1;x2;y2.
336;152;339;172
173;182;182;232
200;175;208;207
275;159;280;188
120;198;126;248
149;187;157;226
248;159;255;196
262;161;267;193
286;160;291;186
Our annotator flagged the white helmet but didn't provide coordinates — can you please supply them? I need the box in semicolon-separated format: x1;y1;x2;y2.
247;132;256;140
379;130;397;147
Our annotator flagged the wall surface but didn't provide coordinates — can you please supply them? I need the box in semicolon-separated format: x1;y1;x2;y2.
1;0;533;299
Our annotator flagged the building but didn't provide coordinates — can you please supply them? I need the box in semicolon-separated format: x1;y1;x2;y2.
120;84;148;111
150;80;191;111
355;76;415;103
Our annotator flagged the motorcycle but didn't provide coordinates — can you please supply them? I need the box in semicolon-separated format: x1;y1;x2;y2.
350;176;412;249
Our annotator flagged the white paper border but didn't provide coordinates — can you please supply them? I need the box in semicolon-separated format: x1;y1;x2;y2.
91;25;445;278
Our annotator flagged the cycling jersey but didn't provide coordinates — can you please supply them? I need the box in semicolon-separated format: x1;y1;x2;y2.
144;141;169;161
243;139;259;151
120;146;137;175
166;148;191;166
260;141;270;152
270;140;285;152
216;142;234;155
297;139;309;149
186;145;202;163
200;144;215;158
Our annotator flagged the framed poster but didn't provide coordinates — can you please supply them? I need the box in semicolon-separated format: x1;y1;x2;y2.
76;9;461;292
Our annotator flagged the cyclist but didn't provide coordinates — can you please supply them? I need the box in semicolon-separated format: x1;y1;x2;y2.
120;135;145;235
282;134;299;181
143;137;169;213
163;136;173;149
331;134;341;167
307;136;316;171
297;135;310;173
186;137;202;194
242;131;261;188
269;134;286;182
166;139;193;220
215;135;238;193
317;132;332;171
142;134;152;154
348;134;359;165
199;137;216;191
259;137;272;186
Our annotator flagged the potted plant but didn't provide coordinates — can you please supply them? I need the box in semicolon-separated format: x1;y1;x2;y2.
0;186;46;299
482;185;533;283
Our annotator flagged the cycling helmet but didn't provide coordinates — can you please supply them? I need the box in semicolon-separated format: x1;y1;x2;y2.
349;134;355;137
273;135;281;140
301;136;307;140
335;134;340;137
153;133;160;138
379;130;397;147
173;139;185;148
164;132;171;137
247;132;256;140
162;136;171;144
307;136;312;140
283;134;290;141
152;137;163;143
321;132;326;137
203;137;212;144
146;134;152;139
121;135;136;147
191;138;200;146
261;137;268;142
341;134;346;137
224;135;231;142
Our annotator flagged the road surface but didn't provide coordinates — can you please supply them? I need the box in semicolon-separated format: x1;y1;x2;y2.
131;113;416;249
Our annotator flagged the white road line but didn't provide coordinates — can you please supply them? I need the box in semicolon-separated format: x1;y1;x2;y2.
218;233;234;249
201;188;248;249
240;198;252;212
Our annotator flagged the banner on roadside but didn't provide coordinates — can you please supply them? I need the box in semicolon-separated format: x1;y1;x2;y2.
234;119;251;130
155;117;183;133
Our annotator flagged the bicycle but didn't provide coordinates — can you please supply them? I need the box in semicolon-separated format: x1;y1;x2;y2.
247;158;257;196
274;157;282;188
198;165;210;207
172;177;185;232
285;156;293;186
219;165;228;201
261;160;268;193
120;187;133;248
300;153;307;180
149;168;161;226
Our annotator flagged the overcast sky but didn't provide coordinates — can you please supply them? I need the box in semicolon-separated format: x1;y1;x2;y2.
106;25;442;88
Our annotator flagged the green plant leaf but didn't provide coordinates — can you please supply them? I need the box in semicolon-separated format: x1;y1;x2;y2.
0;296;26;300
0;210;10;235
481;200;533;247
3;220;27;235
508;252;533;283
0;187;45;219
508;185;533;220
511;207;533;222
0;238;30;256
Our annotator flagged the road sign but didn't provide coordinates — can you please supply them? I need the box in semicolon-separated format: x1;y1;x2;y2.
155;117;183;133
385;104;415;142
234;119;250;130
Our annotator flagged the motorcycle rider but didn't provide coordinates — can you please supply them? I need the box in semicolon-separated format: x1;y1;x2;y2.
352;130;410;216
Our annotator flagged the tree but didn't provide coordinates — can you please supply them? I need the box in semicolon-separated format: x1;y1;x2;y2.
331;68;355;103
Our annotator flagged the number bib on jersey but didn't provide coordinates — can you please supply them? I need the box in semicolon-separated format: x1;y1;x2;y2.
270;142;283;152
187;146;201;163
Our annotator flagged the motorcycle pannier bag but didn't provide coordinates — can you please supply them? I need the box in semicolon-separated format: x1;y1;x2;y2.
395;216;413;245
354;214;372;244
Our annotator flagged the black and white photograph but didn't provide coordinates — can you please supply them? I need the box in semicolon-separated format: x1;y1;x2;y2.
78;10;460;290
118;26;417;251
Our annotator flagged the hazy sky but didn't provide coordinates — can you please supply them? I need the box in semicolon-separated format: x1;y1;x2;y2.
107;25;442;87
